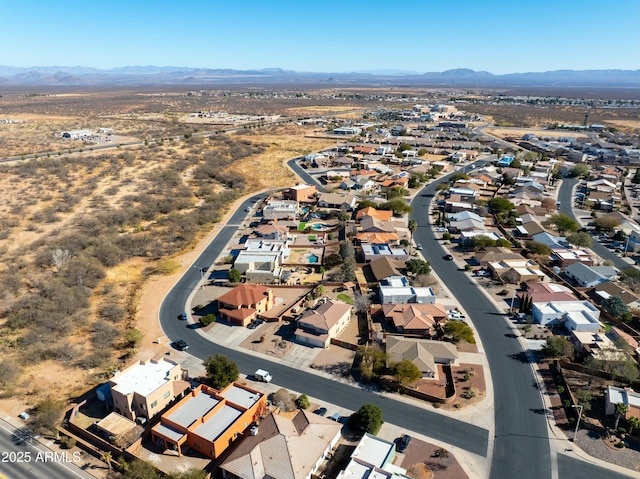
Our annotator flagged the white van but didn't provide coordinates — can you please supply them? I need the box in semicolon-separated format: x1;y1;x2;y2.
254;369;272;383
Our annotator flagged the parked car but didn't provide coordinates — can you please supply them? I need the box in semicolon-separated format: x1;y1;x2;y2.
443;254;454;261
313;407;328;417
179;312;188;320
247;322;258;329
448;310;465;320
328;413;342;422
435;227;448;232
173;339;189;351
18;412;30;420
416;244;423;250
396;434;411;452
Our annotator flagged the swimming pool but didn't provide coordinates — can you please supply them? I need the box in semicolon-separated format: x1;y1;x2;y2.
308;254;319;263
311;223;332;231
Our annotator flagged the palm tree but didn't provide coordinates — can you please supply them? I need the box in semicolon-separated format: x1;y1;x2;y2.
101;451;112;470
408;219;417;254
614;402;628;430
626;416;640;435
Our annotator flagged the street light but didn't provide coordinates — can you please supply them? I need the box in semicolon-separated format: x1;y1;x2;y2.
571;404;583;442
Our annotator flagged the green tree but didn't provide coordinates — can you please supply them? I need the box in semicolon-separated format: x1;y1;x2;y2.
620;267;640;292
379;198;413;216
593;216;621;232
566;231;593;248
357;346;388;381
350;404;384;434
495;238;512;248
525;241;552;256
203;354;239;389
626;416;640;435
443;321;475;344
550;213;579;235
100;451;112;471
449;172;470;182
295;394;311;410
405;258;432;276
392;360;421;387
540;336;574;360
123;459;160;479
569;164;590;178
614;402;628;430
31;398;65;434
574;389;593;413
227;267;241;283
488;197;515;214
470;235;497;250
602;296;629;319
166;470;208;479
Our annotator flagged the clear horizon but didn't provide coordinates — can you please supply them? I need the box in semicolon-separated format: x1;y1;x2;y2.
1;0;639;74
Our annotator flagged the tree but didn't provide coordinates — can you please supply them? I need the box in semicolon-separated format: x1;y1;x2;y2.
470;235;497;250
602;296;629;319
227;267;241;283
593;216;621;232
574;389;593;413
272;388;296;412
350;404;384;434
324;253;343;269
525;241;552;256
101;451;113;471
392;360;421;387
620;267;640;292
405;258;432;276
379;198;413;216
540;336;574;360
408;219;417;254
566;231;593;248
166;470;208;479
550;213;579;235
122;459;160;479
488;197;515;214
31;398;65;434
626;416;640;435
614;402;628;430
203;354;239;389
569;164;590;178
443;321;475;344
357;346;387;381
295;394;310;409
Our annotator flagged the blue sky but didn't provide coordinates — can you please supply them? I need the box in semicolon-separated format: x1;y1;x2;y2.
1;0;638;74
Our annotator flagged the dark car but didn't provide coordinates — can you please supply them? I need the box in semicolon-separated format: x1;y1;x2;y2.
443;254;454;261
397;434;411;452
173;339;189;351
313;407;328;417
247;322;258;329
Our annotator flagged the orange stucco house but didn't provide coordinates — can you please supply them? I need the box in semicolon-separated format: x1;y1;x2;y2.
217;283;274;327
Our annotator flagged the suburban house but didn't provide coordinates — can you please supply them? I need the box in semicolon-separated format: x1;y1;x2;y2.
217;284;275;327
367;257;403;282
605;386;640;420
563;262;618;288
151;383;267;459
487;258;545;283
283;184;317;202
109;358;187;423
263;200;300;220
518;282;577;304
254;221;291;240
294;299;352;348
589;281;639;307
550;249;595;268
531;300;602;332
381;303;447;336
531;232;571;250
362;244;408;263
317;192;358;210
447;211;485;233
221;409;342;479
233;251;284;284
570;330;627;361
474;247;523;268
459;231;501;246
356;207;393;222
385;336;458;380
379;276;436;304
337;433;412;479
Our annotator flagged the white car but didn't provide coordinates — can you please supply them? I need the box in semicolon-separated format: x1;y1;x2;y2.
435;227;448;233
448;310;465;320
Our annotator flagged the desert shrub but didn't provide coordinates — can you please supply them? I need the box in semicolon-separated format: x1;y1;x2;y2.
199;314;216;326
272;388;296;412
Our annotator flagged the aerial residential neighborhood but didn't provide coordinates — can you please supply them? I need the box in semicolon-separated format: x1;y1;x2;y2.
1;3;639;478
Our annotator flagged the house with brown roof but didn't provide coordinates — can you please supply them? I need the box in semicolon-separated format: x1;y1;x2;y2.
550;249;595;268
382;303;447;336
220;409;341;479
473;247;523;267
385;336;458;380
360;215;397;234
294;299;352;348
217;284;275;327
518;282;577;304
589;281;639;307
368;257;402;282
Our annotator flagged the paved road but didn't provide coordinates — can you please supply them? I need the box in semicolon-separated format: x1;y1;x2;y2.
0;419;95;479
558;178;637;272
410;169;552;479
557;453;636;479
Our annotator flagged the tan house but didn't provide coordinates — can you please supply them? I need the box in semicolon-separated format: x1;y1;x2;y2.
385;336;458;380
221;409;342;479
381;304;447;336
294;299;352;348
356;207;393;222
217;284;275;327
110;358;187;422
283;184;317;202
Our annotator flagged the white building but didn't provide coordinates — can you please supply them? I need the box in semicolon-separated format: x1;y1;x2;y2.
379;276;436;304
532;300;602;332
263;200;299;220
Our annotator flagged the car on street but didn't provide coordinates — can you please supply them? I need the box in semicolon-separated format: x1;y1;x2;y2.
473;269;490;277
173;339;189;351
448;310;465;320
416;244;423;250
435;227;448;232
313;407;328;416
179;312;188;320
244;206;251;212
396;434;411;452
443;254;454;261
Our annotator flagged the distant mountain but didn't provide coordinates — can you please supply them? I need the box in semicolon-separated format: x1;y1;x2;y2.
0;66;637;88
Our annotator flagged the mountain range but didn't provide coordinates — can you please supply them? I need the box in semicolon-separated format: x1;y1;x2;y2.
0;66;638;88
